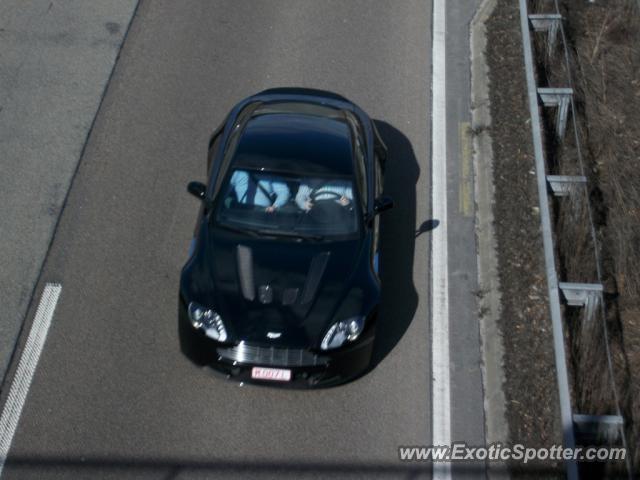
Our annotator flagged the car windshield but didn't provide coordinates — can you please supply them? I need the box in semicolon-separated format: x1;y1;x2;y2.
214;168;360;238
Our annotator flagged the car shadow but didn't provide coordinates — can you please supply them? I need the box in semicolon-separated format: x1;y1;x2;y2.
370;120;421;368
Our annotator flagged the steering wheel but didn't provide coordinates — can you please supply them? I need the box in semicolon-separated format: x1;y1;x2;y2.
310;191;343;203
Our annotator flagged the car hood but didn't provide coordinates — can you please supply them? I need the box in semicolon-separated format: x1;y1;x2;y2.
189;227;370;348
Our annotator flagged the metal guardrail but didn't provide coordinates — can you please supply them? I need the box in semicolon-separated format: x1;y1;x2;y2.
517;2;578;478
518;1;632;479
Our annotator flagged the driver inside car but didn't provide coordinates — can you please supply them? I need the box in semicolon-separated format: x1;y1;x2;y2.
295;180;353;212
228;170;290;213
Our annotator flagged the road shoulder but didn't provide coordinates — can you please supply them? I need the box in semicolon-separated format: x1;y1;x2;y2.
483;1;564;477
0;0;139;387
470;0;510;478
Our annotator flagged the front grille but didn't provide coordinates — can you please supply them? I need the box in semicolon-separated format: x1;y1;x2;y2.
217;343;329;367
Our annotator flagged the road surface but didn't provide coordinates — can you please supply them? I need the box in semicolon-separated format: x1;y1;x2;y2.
0;1;484;478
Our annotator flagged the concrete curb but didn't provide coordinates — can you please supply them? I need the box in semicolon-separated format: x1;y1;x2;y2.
470;0;510;478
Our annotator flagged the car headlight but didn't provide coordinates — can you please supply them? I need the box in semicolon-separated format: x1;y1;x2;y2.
188;302;228;342
320;316;365;351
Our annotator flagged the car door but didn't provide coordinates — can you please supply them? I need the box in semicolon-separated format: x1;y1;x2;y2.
349;117;381;275
371;146;384;274
352;130;368;216
194;122;226;239
207;123;225;174
371;123;387;275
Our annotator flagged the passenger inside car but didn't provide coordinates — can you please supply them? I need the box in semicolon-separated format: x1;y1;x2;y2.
227;170;290;213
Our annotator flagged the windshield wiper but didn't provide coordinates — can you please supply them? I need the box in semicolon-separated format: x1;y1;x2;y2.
217;224;323;241
216;223;260;237
253;229;325;242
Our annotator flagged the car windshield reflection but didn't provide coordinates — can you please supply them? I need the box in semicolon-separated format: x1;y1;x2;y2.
215;168;360;238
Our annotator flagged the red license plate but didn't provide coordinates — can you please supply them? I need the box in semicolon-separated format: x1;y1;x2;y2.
251;367;291;382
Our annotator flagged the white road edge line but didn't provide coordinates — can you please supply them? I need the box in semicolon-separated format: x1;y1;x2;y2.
0;283;61;477
431;0;451;479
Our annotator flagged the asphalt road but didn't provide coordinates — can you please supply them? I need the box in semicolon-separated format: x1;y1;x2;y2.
0;0;138;387
0;1;484;478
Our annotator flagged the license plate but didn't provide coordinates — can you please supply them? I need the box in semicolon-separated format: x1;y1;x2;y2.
251;366;291;382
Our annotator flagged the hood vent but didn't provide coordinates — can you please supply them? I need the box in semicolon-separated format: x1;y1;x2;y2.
236;245;255;301
282;287;299;306
236;247;330;306
301;252;330;304
258;285;273;304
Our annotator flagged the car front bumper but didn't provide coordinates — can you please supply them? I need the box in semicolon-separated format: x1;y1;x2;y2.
178;301;375;388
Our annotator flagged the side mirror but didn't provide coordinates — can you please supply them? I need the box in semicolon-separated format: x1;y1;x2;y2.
187;181;207;200
374;195;394;214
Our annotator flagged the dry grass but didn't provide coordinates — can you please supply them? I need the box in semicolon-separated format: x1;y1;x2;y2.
531;0;640;473
574;2;640;302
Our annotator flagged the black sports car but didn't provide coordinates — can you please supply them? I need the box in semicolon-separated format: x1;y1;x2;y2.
179;88;393;387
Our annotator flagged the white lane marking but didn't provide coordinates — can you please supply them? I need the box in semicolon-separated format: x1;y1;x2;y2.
0;283;61;477
431;0;451;479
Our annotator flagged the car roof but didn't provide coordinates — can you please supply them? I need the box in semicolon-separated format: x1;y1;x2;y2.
232;106;355;176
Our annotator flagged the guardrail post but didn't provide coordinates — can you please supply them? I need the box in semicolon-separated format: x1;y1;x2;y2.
538;87;573;138
529;13;563;54
546;175;587;197
559;282;603;323
573;414;624;445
